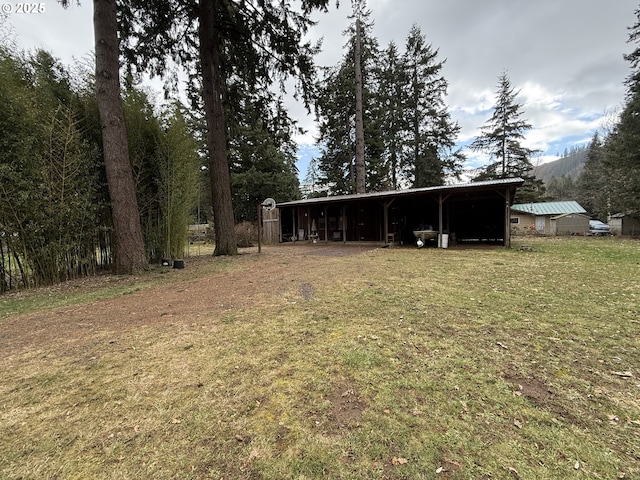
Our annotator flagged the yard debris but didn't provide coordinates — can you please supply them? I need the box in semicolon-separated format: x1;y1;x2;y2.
496;341;508;349
391;457;408;466
248;449;259;461
512;389;523;397
299;282;314;301
444;457;462;468
610;371;633;378
240;449;260;473
513;419;523;429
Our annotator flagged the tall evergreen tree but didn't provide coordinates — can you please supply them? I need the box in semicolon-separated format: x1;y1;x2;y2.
303;157;325;197
470;72;538;179
602;6;640;216
228;95;301;222
352;0;367;193
196;0;236;255
315;8;380;194
470;71;542;202
377;41;407;190
577;131;609;218
315;23;460;192
70;0;148;274
402;25;463;187
315;64;355;194
119;0;334;255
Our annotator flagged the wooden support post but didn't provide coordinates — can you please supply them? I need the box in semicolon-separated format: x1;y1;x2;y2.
324;206;328;242
505;187;512;248
257;203;262;253
383;199;396;244
342;204;347;243
292;208;296;241
438;193;443;247
383;201;389;243
437;193;452;248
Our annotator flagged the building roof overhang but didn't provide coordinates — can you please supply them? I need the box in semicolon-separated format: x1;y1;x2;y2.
278;178;525;208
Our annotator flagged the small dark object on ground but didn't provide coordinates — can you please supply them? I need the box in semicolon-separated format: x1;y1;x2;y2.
173;259;185;269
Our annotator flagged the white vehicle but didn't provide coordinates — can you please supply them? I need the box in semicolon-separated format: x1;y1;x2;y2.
589;220;611;236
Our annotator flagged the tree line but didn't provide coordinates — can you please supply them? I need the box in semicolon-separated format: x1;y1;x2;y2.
573;12;640;223
310;11;464;194
2;0;317;290
307;6;545;203
110;0;331;259
4;0;640;291
308;3;640;213
545;126;638;222
539;7;640;221
0;46;201;292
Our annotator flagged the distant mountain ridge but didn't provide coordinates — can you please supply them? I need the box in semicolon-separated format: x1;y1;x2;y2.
532;147;587;183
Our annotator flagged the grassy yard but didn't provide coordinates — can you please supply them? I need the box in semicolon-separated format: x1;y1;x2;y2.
1;237;639;479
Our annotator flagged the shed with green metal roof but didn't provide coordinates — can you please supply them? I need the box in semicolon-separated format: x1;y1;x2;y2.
510;201;589;235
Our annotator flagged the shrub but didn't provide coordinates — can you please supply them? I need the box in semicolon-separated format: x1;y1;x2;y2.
235;221;256;248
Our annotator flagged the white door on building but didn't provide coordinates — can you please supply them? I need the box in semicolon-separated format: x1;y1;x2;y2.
535;216;546;234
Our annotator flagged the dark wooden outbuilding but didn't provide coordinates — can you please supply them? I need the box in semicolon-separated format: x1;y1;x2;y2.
276;178;524;248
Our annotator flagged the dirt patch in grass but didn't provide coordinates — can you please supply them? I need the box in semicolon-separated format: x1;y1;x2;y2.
502;372;601;431
1;244;375;358
504;374;554;405
327;384;366;431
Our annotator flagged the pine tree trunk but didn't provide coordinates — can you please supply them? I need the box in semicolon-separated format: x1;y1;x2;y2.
93;0;147;274
354;16;366;194
198;0;238;256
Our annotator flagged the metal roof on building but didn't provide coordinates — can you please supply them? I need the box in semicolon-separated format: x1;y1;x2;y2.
511;201;586;216
277;178;525;207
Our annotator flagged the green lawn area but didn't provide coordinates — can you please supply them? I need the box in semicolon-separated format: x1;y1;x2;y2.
1;237;639;479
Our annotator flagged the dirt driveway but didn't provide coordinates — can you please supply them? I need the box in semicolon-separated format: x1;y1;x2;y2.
1;244;379;358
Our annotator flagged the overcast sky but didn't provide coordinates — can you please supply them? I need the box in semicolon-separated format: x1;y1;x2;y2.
4;0;638;174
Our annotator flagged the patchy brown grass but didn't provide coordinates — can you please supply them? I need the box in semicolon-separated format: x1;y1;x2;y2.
1;238;639;479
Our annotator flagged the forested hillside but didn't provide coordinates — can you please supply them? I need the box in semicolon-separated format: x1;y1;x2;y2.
532;146;587;183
